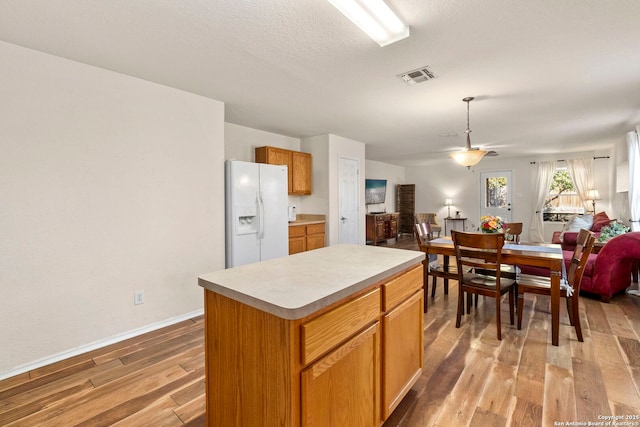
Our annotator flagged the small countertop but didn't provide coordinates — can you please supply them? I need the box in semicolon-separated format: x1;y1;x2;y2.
289;213;326;226
198;244;423;320
289;219;325;226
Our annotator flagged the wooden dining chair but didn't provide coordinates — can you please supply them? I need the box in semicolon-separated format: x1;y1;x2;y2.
415;213;441;238
516;228;595;342
504;222;523;243
415;223;458;301
451;230;516;341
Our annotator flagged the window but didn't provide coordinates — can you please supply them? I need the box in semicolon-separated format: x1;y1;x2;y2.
543;168;585;221
485;177;508;208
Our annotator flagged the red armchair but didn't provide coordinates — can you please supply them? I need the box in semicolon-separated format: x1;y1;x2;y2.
586;232;640;302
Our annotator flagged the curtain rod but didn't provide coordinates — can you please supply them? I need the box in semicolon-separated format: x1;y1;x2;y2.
529;156;609;165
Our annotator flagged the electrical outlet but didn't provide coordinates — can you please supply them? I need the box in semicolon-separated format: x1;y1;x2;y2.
134;290;144;305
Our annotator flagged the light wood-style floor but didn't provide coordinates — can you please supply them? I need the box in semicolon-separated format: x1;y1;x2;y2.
2;235;639;426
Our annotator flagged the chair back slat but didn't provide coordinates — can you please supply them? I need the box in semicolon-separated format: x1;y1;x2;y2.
566;228;596;292
451;231;506;280
504;222;523;243
415;222;433;246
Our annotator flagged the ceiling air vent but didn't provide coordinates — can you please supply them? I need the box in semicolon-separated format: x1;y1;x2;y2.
398;66;436;85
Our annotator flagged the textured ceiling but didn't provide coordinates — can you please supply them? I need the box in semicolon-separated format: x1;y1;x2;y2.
1;0;639;165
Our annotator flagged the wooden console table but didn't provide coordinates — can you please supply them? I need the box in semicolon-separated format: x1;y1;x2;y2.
366;213;399;245
443;217;467;236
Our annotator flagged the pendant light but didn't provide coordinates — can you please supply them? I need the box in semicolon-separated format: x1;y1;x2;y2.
450;97;488;167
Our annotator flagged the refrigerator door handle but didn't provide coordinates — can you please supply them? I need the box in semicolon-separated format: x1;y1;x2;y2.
258;191;265;241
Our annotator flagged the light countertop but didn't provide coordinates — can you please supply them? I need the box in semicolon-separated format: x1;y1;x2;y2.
198;244;423;320
288;213;326;226
289;219;325;226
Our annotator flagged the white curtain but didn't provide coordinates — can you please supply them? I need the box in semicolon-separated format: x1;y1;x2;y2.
566;158;594;212
629;128;640;232
529;161;556;242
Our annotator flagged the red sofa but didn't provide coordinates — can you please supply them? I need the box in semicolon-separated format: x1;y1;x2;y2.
544;231;640;302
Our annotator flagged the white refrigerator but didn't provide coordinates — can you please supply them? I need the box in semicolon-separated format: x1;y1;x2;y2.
225;160;289;268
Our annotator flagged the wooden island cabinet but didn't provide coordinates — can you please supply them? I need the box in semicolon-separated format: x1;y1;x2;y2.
199;245;424;427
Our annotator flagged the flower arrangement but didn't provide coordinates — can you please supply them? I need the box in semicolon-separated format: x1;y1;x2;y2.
480;215;506;233
597;221;630;242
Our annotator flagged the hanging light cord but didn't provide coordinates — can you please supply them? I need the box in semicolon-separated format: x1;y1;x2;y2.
464;97;474;150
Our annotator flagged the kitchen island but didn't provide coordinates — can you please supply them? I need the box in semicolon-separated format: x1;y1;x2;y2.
199;244;424;427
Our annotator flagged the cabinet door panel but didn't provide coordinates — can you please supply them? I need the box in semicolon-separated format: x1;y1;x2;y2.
306;233;325;251
382;291;423;419
301;323;380;427
289;236;306;255
291;151;312;195
387;220;398;238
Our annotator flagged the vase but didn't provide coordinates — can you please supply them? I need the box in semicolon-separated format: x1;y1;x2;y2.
482;228;498;233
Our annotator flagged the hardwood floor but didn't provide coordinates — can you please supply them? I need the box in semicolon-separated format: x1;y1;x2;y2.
2;235;639;426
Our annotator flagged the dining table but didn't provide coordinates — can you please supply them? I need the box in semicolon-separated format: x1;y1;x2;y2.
420;236;566;346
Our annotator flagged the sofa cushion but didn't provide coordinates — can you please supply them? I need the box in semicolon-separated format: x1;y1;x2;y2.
561;214;593;233
591;211;613;232
559;214;593;243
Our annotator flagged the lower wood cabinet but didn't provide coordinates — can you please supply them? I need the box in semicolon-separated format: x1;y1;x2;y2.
301;322;380;426
203;264;423;426
289;222;325;255
382;291;423;418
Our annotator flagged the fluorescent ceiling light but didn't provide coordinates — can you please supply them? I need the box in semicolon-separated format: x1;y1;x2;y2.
328;0;410;47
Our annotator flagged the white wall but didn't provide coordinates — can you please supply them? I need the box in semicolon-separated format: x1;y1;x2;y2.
612;136;631;225
300;135;331;218
224;123;307;211
0;42;225;378
225;122;300;162
364;160;405;214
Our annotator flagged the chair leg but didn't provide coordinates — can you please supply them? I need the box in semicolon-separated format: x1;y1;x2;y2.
444;278;449;295
466;292;472;314
495;293;502;341
431;275;437;298
456;287;464;328
508;288;515;325
568;295;583;342
517;292;524;330
566;297;574;326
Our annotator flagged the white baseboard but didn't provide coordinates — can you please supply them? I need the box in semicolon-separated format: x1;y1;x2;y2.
0;309;204;382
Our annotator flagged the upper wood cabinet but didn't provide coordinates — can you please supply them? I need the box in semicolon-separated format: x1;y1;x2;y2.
255;146;312;195
291;151;312;195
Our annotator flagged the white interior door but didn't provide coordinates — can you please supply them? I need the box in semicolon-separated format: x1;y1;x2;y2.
479;171;513;222
339;157;359;244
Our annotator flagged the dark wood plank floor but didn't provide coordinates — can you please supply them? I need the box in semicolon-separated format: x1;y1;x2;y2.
2;235;639;426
